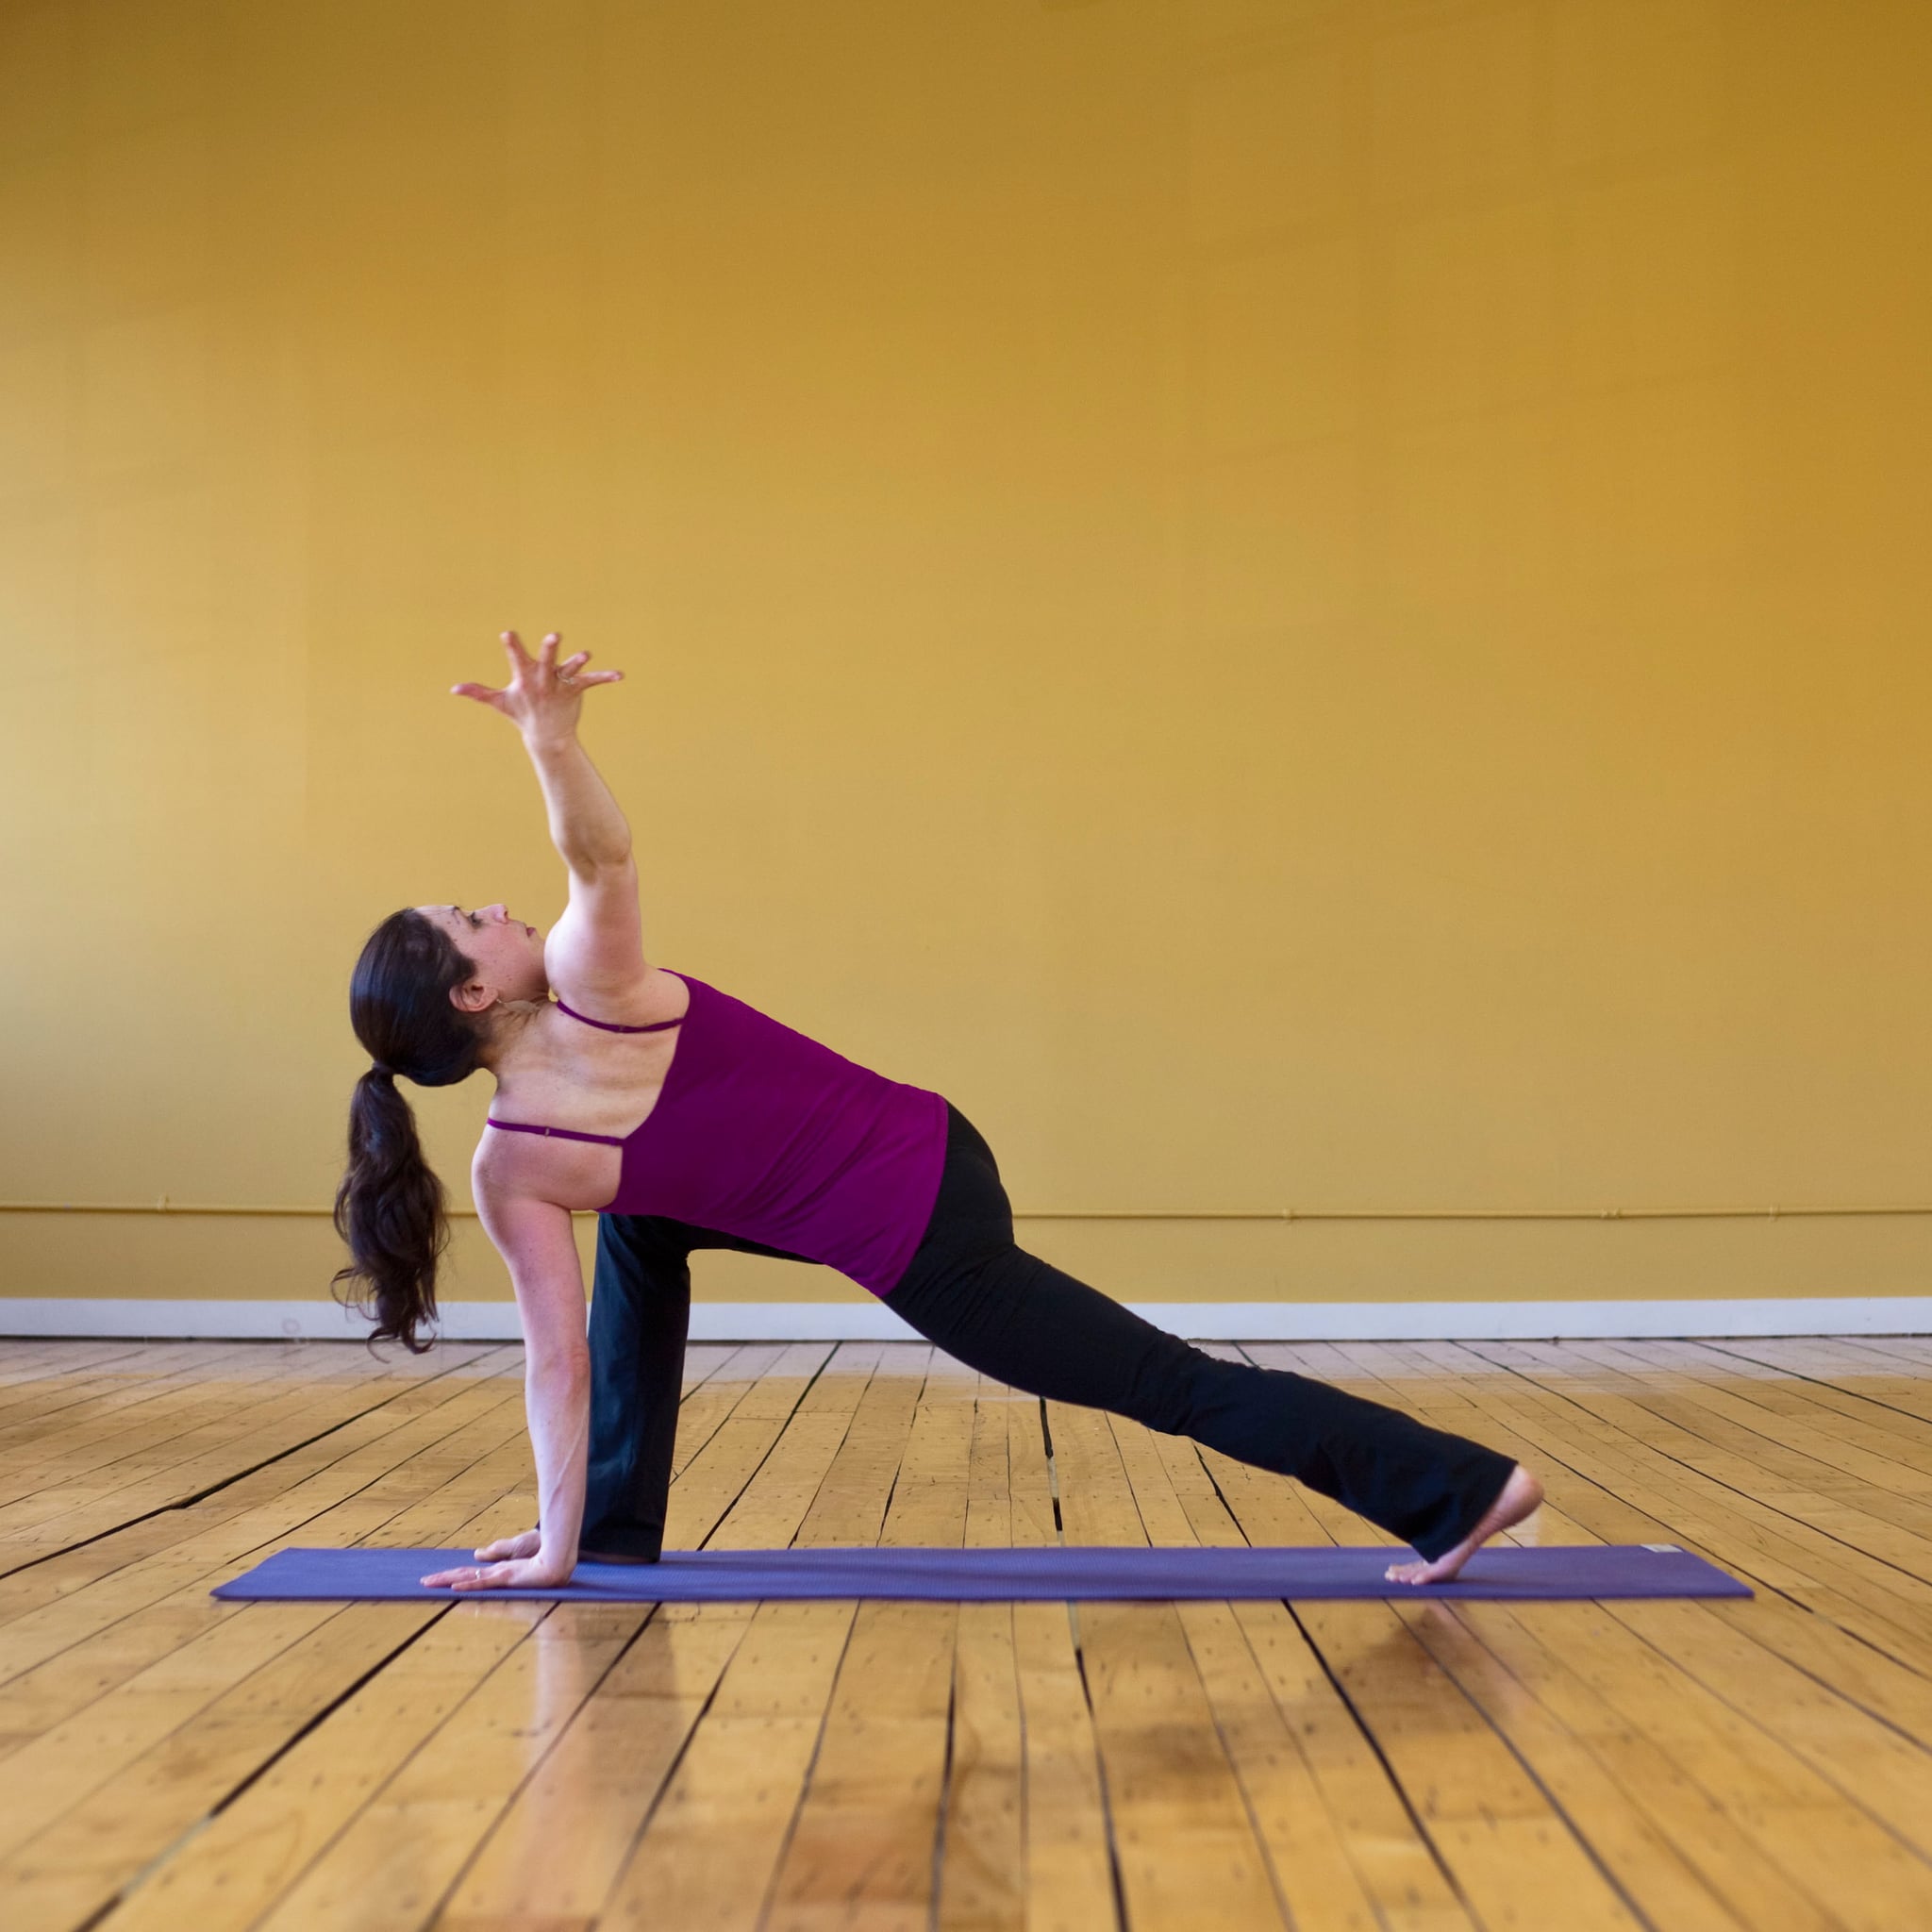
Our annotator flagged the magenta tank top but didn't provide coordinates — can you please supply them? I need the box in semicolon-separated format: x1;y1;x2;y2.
487;971;949;1298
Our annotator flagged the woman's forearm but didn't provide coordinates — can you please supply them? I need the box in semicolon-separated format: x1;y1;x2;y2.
525;732;633;875
525;1348;591;1566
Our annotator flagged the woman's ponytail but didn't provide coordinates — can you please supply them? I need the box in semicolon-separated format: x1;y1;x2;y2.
336;910;487;1353
332;1065;449;1353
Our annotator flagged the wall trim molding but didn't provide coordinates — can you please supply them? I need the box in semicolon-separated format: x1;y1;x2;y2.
1;1297;1926;1342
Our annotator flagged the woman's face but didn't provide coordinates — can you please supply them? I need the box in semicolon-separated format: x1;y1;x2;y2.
416;903;549;1010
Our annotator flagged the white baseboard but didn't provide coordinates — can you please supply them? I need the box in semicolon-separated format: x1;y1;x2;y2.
1;1296;1927;1343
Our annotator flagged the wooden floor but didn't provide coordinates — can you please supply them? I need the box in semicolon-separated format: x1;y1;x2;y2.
3;1339;1932;1931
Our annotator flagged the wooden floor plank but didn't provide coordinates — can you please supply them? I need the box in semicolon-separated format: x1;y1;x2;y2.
91;1341;817;1932
1678;1342;1932;1486
1050;1398;1290;1932
0;1344;158;1421
0;1603;438;1932
937;1379;1031;1932
1525;1340;1932;1574
0;1344;514;1636
1227;1351;1672;1931
97;1603;541;1932
0;1341;262;1460
763;1356;976;1931
254;1602;640;1932
1362;1339;1932;1751
435;1342;895;1932
0;1337;458;1530
1116;1421;1425;1932
1139;1427;1485;1932
1426;1343;1932;1673
596;1344;928;1932
0;1341;513;1576
0;1362;572;1932
998;1388;1123;1932
1357;1341;1932;1930
0;1368;521;1737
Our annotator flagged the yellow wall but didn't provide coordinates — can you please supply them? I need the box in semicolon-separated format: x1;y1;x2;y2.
5;0;1932;1310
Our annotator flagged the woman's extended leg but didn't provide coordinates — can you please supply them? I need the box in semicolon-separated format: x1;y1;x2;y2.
891;1106;1537;1571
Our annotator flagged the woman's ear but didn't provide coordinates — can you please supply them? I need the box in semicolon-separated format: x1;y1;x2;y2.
449;975;496;1016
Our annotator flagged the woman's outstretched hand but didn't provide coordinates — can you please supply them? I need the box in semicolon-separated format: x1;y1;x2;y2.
452;630;623;744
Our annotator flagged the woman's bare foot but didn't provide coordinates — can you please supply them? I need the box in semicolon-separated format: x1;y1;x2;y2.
1384;1464;1544;1586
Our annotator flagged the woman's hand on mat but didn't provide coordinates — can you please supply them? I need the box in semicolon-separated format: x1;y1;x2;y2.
471;1529;542;1563
420;1546;575;1591
452;629;623;744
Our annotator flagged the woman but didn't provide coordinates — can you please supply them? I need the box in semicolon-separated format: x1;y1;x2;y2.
336;630;1541;1592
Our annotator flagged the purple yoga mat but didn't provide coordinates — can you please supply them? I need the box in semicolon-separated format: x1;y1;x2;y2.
210;1542;1748;1603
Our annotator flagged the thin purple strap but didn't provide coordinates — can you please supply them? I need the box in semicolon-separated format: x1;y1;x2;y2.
555;997;683;1034
486;1118;625;1147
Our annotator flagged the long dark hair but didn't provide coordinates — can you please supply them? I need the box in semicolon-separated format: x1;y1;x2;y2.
334;909;484;1353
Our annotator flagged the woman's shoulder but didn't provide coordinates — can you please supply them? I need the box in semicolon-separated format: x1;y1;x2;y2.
471;1122;617;1217
543;962;694;1029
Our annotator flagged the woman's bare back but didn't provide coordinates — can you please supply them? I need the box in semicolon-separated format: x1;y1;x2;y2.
474;966;691;1211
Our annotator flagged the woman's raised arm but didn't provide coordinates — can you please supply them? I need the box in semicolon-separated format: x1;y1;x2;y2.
454;629;650;1004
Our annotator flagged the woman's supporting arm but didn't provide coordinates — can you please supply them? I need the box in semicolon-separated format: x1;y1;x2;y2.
422;1179;590;1591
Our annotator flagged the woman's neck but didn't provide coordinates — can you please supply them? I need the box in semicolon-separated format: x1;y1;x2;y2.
475;998;546;1073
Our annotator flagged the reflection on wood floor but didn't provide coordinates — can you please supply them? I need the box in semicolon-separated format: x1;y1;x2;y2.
2;1331;1931;1930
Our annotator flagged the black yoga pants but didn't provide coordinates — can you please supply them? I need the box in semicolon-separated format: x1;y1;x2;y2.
582;1103;1517;1564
